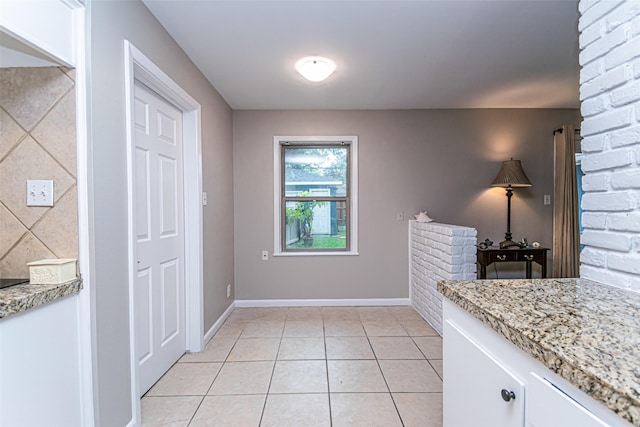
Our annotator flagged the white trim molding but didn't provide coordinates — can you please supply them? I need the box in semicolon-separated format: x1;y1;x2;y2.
123;40;203;427
273;135;359;256
203;301;236;344
235;298;410;308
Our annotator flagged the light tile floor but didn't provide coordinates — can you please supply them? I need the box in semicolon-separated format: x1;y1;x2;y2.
142;306;443;426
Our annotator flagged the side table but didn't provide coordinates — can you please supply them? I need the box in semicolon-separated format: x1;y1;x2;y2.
477;247;549;279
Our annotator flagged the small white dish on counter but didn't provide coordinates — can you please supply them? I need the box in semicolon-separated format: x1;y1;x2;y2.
27;258;77;285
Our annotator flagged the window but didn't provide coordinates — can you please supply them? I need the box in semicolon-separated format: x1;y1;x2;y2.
273;136;358;255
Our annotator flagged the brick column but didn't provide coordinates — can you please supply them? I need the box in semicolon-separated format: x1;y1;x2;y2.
409;221;477;335
578;0;640;291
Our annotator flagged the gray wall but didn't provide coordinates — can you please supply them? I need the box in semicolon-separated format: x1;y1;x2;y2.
88;1;233;425
233;109;581;299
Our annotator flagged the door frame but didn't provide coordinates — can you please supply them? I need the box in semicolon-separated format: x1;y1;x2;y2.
123;40;204;425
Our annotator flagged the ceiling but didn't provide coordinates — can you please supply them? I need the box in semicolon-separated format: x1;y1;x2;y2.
142;0;580;110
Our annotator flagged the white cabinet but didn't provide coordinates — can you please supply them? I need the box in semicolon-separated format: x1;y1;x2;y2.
0;295;83;427
444;319;524;427
528;373;609;427
442;299;631;427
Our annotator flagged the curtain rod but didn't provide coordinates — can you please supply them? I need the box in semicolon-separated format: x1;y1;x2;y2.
553;127;581;135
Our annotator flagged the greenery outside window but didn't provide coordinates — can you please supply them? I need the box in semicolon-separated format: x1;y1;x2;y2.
274;136;358;255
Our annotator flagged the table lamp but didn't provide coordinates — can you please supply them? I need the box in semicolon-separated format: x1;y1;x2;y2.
490;158;532;249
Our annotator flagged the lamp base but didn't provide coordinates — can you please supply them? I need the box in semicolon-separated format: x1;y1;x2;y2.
499;239;519;249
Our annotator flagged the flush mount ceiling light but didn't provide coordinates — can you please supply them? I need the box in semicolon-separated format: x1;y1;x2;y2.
295;56;336;82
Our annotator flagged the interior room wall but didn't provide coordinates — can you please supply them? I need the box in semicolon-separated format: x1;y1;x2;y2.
0;66;78;278
88;1;233;425
233;108;581;299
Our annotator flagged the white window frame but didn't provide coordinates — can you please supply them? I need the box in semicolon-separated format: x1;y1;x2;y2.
273;135;359;256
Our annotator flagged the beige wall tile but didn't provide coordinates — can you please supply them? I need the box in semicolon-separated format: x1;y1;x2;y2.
0;67;72;131
31;188;78;259
0;108;26;160
0;67;78;277
0;232;56;278
0;205;27;259
0;136;75;228
60;67;75;82
31;90;77;176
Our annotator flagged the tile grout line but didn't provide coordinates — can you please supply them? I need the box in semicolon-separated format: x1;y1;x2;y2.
323;317;334;427
257;322;284;426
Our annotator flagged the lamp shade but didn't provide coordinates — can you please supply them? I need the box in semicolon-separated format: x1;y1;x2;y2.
490;159;532;188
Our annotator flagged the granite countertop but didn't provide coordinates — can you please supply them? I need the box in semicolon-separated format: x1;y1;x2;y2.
438;278;640;426
0;277;83;319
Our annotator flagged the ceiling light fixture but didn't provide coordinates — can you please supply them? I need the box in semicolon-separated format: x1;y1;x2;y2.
295;56;336;82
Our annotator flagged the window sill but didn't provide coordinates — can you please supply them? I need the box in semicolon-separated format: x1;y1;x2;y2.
273;251;359;257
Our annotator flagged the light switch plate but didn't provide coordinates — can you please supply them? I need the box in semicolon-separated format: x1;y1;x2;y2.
27;180;54;207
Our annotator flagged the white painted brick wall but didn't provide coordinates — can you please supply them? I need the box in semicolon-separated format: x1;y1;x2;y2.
579;0;640;292
409;221;477;335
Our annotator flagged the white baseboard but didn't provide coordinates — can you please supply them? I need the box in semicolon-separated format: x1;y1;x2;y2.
202;301;236;344
234;298;410;308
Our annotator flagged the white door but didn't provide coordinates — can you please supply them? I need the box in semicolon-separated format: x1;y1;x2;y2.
133;82;186;395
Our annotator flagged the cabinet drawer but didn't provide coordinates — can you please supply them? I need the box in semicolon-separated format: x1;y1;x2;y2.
487;252;518;263
513;251;544;263
444;320;525;427
528;373;608;427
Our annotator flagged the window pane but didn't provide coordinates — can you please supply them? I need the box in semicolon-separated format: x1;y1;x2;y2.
285;200;347;250
284;147;347;197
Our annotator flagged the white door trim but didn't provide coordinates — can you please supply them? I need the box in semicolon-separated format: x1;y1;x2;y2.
124;40;203;426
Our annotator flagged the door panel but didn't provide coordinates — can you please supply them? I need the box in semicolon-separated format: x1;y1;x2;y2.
136;267;152;363
135;147;150;241
133;82;185;395
159;154;178;237
160;258;179;344
444;319;525;427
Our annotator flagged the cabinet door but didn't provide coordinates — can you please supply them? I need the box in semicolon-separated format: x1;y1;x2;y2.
528;373;609;427
444;320;525;427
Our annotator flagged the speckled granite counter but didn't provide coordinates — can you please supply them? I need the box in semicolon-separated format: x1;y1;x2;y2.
0;278;82;319
438;278;640;426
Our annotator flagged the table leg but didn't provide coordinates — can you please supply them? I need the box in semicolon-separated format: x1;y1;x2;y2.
526;261;532;279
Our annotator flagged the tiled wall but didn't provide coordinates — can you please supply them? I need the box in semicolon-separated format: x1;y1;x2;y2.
578;0;640;291
0;67;78;278
410;221;477;335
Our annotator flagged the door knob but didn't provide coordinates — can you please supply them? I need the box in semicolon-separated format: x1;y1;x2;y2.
501;389;516;402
